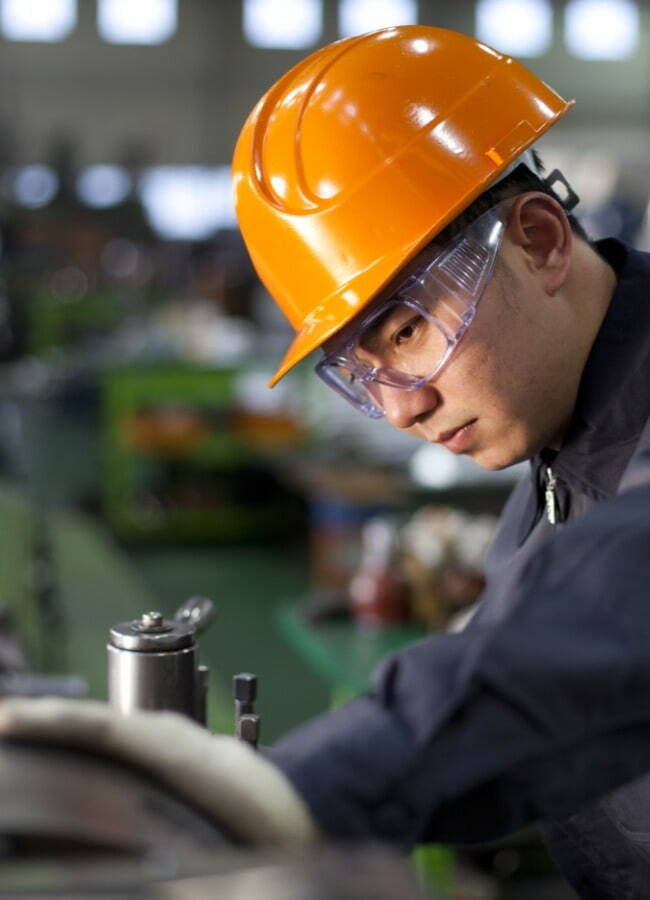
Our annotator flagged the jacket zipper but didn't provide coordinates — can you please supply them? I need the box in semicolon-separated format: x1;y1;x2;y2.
544;465;558;525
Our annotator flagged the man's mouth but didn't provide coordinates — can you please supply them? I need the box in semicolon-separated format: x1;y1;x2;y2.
437;419;477;453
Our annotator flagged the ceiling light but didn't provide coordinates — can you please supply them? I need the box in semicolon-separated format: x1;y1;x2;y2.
243;0;321;49
77;165;132;208
565;0;639;60
338;0;417;40
97;0;177;45
0;0;76;42
11;165;59;208
139;166;236;241
475;0;553;57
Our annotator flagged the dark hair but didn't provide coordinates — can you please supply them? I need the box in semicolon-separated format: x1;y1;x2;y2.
435;150;591;246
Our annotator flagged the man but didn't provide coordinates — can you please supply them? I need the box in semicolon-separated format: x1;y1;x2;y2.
1;26;649;898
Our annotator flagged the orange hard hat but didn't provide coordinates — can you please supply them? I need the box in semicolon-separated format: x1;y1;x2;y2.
232;26;573;387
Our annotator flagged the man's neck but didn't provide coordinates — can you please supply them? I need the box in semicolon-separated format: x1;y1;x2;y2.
547;240;618;452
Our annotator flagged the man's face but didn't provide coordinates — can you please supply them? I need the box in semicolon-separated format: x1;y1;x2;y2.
365;236;577;471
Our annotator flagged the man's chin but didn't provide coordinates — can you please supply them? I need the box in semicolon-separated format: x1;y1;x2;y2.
467;444;530;472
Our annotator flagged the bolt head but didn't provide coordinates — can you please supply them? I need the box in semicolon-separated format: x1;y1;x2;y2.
233;672;257;701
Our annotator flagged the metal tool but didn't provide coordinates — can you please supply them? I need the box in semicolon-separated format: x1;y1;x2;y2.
107;597;214;725
233;673;260;749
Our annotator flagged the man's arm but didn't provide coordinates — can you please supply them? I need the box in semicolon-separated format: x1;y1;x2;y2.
268;477;650;847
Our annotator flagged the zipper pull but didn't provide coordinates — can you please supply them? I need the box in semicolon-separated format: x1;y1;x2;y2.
544;466;558;525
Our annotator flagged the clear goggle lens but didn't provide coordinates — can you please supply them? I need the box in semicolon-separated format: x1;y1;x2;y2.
316;202;507;418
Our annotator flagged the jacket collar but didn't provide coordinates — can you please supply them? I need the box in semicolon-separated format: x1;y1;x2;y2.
546;238;650;502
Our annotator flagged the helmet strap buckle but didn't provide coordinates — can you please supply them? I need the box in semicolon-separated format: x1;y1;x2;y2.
545;168;580;212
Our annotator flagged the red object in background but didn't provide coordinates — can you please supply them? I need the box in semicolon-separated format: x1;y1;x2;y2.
349;518;410;629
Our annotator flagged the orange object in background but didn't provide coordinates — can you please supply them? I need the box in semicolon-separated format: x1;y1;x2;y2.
349;518;410;629
123;408;212;455
231;409;307;451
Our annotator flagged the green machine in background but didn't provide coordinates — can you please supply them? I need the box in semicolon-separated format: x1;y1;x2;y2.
102;365;308;541
26;290;129;356
0;480;157;695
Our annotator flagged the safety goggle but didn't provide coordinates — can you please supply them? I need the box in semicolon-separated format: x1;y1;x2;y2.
315;201;508;419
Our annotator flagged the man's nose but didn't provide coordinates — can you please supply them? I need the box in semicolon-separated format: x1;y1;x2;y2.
380;383;439;430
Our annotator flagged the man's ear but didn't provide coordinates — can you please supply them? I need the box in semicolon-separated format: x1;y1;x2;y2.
506;192;573;295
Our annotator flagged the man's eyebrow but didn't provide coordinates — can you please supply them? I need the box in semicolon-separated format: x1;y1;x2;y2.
358;305;404;350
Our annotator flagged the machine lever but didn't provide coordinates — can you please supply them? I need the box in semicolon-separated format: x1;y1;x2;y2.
173;596;215;634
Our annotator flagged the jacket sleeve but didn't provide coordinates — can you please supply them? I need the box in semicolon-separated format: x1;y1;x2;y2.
267;470;650;848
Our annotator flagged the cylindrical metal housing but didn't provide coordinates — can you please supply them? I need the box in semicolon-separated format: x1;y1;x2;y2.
107;643;198;719
107;611;203;721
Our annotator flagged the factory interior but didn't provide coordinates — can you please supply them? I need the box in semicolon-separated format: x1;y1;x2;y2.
0;1;648;897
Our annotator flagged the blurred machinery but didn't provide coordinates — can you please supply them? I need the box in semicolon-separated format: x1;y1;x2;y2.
0;739;433;900
0;596;434;899
102;364;307;541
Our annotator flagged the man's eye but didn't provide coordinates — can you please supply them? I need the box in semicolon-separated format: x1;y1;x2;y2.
394;315;422;345
338;366;358;385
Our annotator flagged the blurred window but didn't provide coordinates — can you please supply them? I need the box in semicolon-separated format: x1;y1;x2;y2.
564;0;639;60
97;0;177;45
243;0;322;49
138;166;236;241
475;0;553;57
9;165;59;208
77;165;132;208
338;0;417;39
0;0;76;42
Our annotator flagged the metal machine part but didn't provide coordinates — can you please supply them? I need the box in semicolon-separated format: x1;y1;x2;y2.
0;740;432;898
233;672;257;718
233;673;260;749
172;595;215;631
0;672;88;698
0;739;233;897
107;598;214;724
173;847;436;900
237;713;260;750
